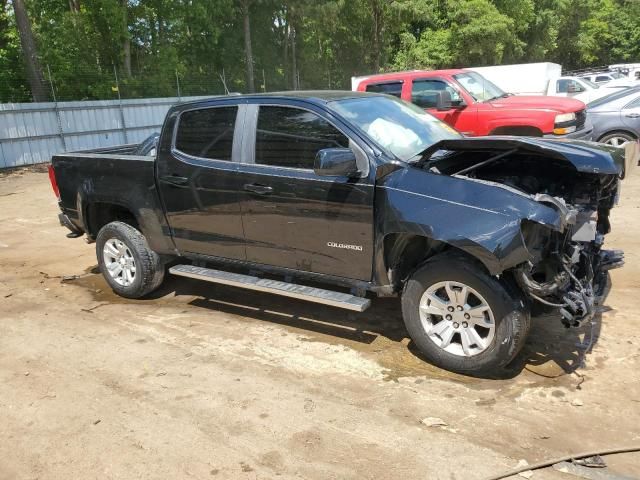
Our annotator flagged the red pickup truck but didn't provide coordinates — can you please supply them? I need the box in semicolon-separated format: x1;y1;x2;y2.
353;69;593;140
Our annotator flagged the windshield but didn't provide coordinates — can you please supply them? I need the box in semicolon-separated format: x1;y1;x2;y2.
612;72;625;79
329;95;461;162
453;71;505;102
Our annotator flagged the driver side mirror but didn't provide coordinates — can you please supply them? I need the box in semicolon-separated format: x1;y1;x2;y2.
435;90;453;111
314;148;359;177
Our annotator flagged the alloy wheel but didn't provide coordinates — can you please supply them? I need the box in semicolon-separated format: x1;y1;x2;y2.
604;136;631;147
102;238;136;287
419;281;495;357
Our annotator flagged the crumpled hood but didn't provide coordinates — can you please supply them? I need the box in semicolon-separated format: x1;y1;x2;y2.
420;136;628;176
489;95;585;113
380;165;563;229
376;166;564;274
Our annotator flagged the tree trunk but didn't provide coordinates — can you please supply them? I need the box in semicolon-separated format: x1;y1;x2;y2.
283;22;289;89
289;4;300;90
371;0;383;72
123;39;131;77
68;0;80;13
122;0;131;77
291;26;298;90
12;0;48;102
242;0;255;93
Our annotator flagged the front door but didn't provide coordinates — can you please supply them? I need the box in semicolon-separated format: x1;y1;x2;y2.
157;104;247;260
238;104;374;281
622;95;640;136
410;78;478;136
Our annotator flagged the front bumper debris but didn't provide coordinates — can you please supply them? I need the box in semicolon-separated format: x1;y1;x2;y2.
516;248;624;328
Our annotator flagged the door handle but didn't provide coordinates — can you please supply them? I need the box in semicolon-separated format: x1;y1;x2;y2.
244;183;273;195
625;113;640;118
160;175;189;186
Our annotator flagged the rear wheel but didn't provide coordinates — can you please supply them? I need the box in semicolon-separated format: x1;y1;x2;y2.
96;221;165;299
401;253;530;376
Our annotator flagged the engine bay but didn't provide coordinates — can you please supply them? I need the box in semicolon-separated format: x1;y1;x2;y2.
423;149;623;327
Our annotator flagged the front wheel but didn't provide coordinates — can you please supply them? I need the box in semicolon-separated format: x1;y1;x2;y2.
599;131;635;148
96;221;165;299
401;253;530;376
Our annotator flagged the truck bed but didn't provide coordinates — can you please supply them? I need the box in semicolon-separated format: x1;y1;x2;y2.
51;147;173;254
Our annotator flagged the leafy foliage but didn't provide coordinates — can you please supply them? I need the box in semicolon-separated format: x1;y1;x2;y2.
2;0;640;102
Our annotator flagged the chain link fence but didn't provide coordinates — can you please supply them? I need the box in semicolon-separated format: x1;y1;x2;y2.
1;63;268;104
0;63;242;168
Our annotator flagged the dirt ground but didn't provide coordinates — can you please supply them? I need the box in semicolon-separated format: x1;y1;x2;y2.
1;167;639;480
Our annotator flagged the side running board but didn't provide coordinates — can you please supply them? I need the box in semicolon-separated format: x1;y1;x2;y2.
169;264;371;312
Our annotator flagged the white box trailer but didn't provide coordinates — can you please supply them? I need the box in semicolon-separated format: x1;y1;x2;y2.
467;62;562;96
467;62;626;103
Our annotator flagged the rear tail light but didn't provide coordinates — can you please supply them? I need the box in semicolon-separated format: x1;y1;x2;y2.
48;164;60;200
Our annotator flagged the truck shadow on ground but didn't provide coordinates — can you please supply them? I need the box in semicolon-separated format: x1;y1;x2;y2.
74;266;610;382
143;272;612;382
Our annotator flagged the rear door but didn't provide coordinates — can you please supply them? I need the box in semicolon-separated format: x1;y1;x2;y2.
157;102;247;260
237;102;374;281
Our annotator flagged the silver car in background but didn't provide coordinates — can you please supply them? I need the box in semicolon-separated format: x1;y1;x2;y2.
588;86;640;146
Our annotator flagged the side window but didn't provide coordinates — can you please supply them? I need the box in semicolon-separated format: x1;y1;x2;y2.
255;106;349;169
595;75;610;83
557;79;584;93
556;79;569;93
175;106;237;160
365;81;403;98
411;79;462;108
624;96;640;109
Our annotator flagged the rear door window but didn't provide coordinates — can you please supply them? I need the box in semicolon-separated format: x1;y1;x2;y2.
255;106;349;170
365;81;403;98
175;106;238;160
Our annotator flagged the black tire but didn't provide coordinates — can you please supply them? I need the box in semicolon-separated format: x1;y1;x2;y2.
401;253;530;376
96;221;165;299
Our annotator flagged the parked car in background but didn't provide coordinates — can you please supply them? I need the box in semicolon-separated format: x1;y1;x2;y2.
468;63;631;104
580;71;627;84
352;69;592;139
610;63;640;81
589;86;640;147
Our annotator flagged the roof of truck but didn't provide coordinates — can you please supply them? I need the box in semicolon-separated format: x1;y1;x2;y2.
355;69;467;84
177;90;379;108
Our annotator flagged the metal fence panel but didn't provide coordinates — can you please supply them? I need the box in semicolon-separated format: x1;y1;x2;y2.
0;96;208;169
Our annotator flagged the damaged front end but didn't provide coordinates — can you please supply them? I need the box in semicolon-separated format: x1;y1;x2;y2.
420;136;635;327
516;216;623;327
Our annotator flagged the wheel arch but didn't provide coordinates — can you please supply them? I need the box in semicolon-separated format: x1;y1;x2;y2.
83;201;140;238
382;232;495;291
597;129;638;143
76;188;176;255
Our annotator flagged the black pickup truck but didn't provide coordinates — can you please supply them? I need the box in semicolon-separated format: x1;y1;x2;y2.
49;91;634;375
